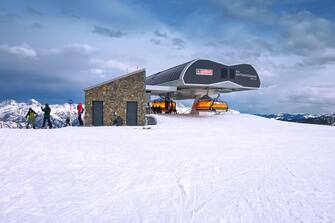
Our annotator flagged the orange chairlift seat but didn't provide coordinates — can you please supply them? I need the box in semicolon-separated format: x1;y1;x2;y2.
193;95;229;112
150;97;176;113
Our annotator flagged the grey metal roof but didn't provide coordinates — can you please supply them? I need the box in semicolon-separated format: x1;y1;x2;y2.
145;60;195;85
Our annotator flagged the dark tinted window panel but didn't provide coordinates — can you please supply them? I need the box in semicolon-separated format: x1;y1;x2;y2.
229;69;235;79
221;68;228;79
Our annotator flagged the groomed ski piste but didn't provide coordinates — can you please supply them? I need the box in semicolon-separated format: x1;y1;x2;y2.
0;111;335;222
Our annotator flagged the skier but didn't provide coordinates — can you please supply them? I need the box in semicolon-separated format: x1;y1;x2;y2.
25;108;37;129
41;104;52;128
77;103;85;126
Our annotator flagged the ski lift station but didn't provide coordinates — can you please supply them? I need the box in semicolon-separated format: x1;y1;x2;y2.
84;59;261;126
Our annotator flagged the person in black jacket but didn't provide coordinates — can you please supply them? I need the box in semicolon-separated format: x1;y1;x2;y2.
41;104;52;128
113;116;123;126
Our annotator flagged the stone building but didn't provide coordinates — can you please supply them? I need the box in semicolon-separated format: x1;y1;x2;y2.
84;69;146;126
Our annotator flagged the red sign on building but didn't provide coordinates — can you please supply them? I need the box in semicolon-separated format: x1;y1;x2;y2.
196;68;213;76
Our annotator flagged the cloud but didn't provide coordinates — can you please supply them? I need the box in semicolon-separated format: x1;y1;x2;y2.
60;9;81;20
69;44;97;54
151;30;187;49
172;38;185;49
49;43;97;55
150;38;161;45
90;68;107;78
284;85;335;106
280;11;335;53
26;6;44;16
93;26;126;38
0;68;82;103
211;0;275;23
154;30;168;38
300;48;335;66
90;68;106;75
0;43;37;58
276;11;335;68
203;42;218;47
90;58;136;72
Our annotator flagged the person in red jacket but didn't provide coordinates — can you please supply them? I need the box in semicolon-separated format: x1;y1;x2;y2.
77;103;85;126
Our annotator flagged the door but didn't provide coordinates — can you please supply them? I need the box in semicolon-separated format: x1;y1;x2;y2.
92;101;103;126
126;101;138;126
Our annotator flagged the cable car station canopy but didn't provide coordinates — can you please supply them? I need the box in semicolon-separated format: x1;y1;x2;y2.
145;59;261;99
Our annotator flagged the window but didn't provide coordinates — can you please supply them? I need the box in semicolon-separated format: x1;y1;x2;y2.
229;69;236;79
221;68;228;79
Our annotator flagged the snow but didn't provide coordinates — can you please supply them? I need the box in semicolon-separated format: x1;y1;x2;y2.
0;113;335;222
175;102;192;114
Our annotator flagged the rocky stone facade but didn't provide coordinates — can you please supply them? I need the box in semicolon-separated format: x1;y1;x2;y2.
84;69;146;126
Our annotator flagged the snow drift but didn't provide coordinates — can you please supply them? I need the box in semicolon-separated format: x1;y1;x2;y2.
0;112;334;222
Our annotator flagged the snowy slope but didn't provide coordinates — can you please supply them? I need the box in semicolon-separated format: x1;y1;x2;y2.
0;113;335;222
0;99;81;128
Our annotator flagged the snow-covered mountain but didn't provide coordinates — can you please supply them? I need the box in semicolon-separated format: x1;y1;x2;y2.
0;99;81;128
257;113;335;126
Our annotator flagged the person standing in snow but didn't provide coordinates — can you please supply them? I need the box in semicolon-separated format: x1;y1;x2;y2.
65;112;71;126
77;103;84;126
41;104;52;128
25;108;37;129
67;99;73;126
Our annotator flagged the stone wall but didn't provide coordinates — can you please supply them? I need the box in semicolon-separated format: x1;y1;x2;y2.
84;70;146;126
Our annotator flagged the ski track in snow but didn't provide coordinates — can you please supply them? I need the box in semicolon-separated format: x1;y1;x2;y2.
0;113;335;222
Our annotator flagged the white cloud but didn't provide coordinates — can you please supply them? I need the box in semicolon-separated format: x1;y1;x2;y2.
301;46;335;66
285;85;335;107
90;58;137;72
279;11;335;55
212;0;275;23
69;43;97;54
0;43;37;57
90;68;106;75
49;43;97;55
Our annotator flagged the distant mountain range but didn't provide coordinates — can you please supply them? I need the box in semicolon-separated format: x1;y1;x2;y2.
256;113;335;126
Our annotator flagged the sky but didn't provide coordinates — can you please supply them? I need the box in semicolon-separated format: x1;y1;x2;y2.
0;0;335;114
